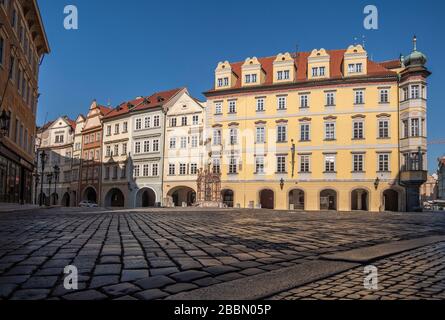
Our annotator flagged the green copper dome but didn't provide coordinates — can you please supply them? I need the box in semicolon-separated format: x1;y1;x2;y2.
403;36;427;67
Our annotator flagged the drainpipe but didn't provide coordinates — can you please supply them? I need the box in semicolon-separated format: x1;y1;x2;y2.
396;73;404;211
161;107;167;207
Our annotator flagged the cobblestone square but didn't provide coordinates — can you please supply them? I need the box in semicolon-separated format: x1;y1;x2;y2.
1;207;445;300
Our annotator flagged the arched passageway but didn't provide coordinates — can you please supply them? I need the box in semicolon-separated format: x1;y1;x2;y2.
83;187;97;203
351;189;369;211
136;188;156;207
104;188;125;207
168;187;196;207
221;189;234;208
62;193;70;207
320;189;337;211
384;189;399;212
260;189;274;209
289;189;305;210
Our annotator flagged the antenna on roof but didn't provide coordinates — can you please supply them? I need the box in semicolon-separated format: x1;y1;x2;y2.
353;36;358;45
362;35;366;48
107;98;111;106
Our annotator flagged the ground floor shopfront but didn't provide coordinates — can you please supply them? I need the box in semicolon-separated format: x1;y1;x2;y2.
0;144;33;205
218;180;407;212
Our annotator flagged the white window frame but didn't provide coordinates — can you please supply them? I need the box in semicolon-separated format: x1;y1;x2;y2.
324;122;336;140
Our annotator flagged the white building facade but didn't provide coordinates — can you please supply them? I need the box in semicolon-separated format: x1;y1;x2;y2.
101;102;133;207
36;116;75;206
129;88;185;208
163;91;206;207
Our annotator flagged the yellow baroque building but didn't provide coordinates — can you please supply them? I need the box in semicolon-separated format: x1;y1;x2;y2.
204;41;430;212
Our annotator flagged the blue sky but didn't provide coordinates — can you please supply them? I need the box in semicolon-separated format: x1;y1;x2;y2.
38;0;444;172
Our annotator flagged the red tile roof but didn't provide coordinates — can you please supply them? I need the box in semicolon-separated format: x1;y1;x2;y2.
66;118;77;130
103;97;145;119
132;88;185;112
208;49;397;92
98;105;113;115
379;59;402;69
104;88;185;120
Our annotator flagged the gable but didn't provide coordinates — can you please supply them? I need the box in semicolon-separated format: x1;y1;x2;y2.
167;92;203;116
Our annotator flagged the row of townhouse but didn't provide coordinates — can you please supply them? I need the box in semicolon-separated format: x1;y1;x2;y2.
35;88;206;208
36;38;431;212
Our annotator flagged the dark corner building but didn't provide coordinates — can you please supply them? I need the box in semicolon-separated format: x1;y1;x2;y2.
0;0;50;204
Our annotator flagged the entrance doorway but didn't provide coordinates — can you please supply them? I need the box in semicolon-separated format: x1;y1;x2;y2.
260;189;274;209
320;189;337;210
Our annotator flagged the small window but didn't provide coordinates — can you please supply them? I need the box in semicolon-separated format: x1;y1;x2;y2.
190;163;198;175
255;156;265;174
277;125;287;142
152;163;158;177
134;165;140;177
378;120;389;138
229;128;237;145
353;154;364;172
256;98;265;112
215;102;222;115
228;100;237;114
277;96;287;110
326;92;335;106
213;129;221;145
378;154;390;172
300;123;310;141
300;155;310;173
353;121;364;139
135;142;141;154
300;95;309;108
276;156;287;173
324;154;336;173
325;122;336;140
355;90;364;105
256;127;265;144
379;89;389;103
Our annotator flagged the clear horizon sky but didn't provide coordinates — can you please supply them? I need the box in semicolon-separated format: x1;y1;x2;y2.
38;0;444;173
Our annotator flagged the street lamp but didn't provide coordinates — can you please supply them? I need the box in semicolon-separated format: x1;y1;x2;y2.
0;110;11;138
53;165;60;205
374;177;380;190
33;173;40;205
47;172;53;206
39;150;47;206
280;178;285;191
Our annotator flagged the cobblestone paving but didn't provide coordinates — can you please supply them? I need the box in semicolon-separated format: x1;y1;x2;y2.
272;242;445;300
1;208;445;300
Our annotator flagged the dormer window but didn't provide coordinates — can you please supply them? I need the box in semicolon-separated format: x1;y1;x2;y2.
348;63;363;74
312;67;318;77
217;77;229;87
312;67;325;77
245;74;257;84
277;70;290;81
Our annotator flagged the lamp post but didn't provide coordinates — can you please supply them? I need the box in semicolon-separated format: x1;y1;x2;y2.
0;110;11;138
53;165;60;205
33;173;40;205
39;150;47;206
280;178;285;191
47;172;53;206
374;177;380;190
